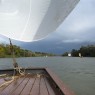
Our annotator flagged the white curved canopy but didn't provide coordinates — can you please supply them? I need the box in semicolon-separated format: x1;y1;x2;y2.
0;0;79;42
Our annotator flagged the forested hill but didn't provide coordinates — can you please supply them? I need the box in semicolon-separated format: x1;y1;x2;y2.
0;44;55;58
62;45;95;57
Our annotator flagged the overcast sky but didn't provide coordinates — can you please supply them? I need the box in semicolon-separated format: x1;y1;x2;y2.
47;0;95;43
0;0;95;54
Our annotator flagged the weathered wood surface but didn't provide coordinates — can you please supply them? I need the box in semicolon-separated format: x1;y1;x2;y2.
0;75;56;95
0;68;75;95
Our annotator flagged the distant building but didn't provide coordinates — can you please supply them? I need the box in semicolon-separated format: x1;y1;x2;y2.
79;53;82;57
68;53;71;57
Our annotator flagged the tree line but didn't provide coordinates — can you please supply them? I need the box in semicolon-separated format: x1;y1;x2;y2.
62;45;95;57
0;43;55;58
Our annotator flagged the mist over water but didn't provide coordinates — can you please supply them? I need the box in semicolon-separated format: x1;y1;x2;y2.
0;57;95;95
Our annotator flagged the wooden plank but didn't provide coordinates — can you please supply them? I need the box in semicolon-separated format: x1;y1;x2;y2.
10;77;29;95
0;76;24;95
0;78;5;85
0;78;7;92
40;77;49;95
44;77;55;95
20;77;36;95
0;78;6;89
30;77;40;95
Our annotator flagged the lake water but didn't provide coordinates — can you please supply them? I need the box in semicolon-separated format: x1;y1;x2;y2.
0;57;95;95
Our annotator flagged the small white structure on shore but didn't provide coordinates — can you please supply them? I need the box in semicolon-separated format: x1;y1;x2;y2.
68;53;71;57
79;53;82;57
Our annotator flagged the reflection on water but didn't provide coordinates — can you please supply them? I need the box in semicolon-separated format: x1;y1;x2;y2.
0;57;95;95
